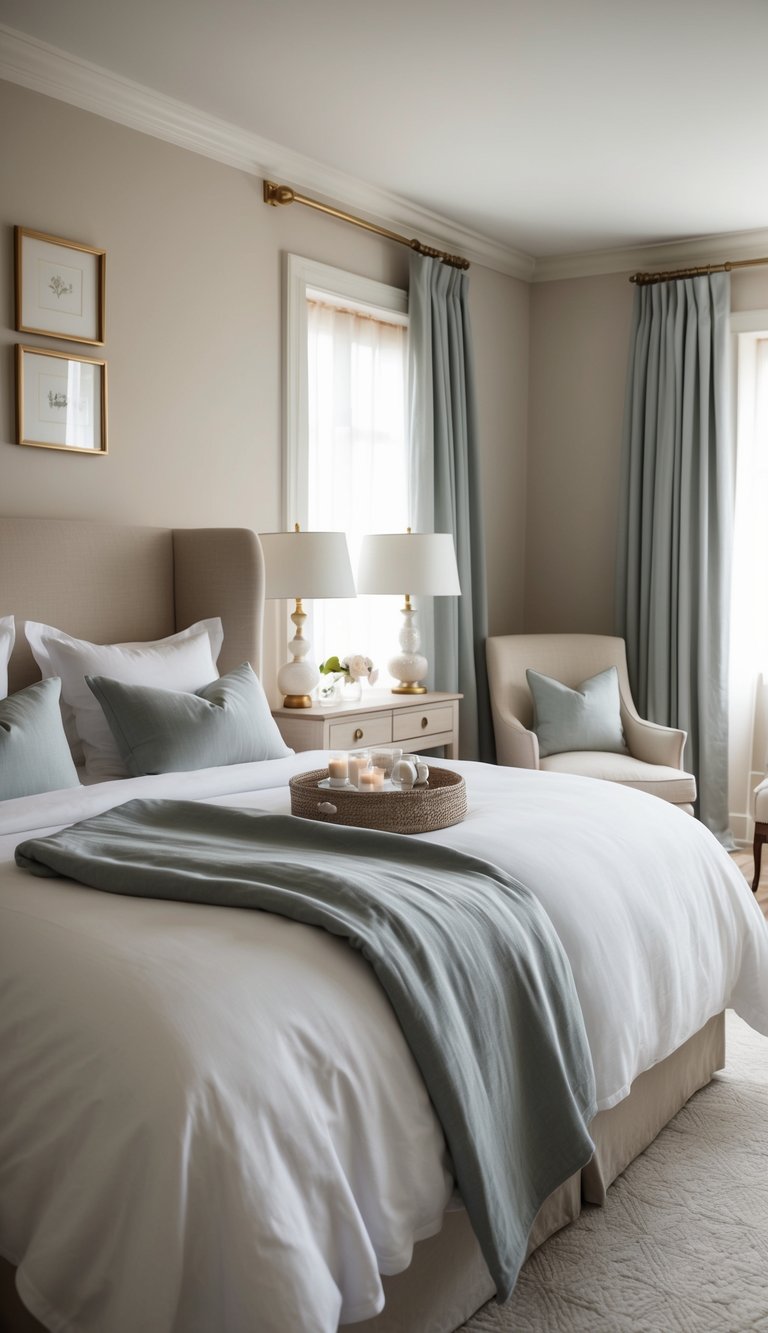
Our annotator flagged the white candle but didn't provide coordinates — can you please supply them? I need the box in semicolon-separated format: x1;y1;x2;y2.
371;748;401;777
371;767;385;789
348;754;371;787
359;769;379;790
328;755;348;786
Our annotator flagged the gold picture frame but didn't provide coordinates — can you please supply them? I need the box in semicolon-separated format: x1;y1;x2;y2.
15;226;106;346
16;345;108;455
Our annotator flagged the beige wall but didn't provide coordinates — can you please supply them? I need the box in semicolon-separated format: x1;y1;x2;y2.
732;269;768;312
526;270;633;632
0;78;529;686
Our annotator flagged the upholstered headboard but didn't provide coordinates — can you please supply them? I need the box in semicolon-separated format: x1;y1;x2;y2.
0;517;264;695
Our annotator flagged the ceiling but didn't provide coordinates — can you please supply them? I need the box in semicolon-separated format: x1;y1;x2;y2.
1;0;767;263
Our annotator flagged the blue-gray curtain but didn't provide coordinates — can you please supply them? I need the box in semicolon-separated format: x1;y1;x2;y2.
408;253;494;762
616;271;733;842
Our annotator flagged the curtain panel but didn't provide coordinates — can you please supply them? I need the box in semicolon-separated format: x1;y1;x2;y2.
408;254;494;762
616;271;733;842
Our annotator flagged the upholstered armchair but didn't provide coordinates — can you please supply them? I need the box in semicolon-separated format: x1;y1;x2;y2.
485;634;696;815
751;783;768;892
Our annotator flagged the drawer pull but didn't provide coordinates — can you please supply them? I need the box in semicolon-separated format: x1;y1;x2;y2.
421;716;429;729
354;728;364;741
318;801;338;815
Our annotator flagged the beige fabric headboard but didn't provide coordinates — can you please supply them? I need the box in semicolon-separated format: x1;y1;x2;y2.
0;517;264;695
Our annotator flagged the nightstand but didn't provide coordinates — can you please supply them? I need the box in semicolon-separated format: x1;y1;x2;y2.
272;690;462;759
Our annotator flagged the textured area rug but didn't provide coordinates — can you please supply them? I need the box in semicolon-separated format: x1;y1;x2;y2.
460;854;768;1332
461;1011;768;1332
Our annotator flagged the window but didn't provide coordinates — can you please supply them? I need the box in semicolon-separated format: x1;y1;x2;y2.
729;317;768;839
285;255;409;686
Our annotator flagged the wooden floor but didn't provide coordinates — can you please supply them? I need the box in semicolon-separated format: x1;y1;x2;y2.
730;843;768;919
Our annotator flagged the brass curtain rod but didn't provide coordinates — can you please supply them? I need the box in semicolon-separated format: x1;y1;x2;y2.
263;180;470;270
630;255;768;286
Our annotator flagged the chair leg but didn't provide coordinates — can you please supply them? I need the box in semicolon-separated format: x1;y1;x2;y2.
752;823;768;893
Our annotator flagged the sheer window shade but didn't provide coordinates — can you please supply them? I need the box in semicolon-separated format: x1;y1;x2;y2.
307;297;408;686
729;335;768;825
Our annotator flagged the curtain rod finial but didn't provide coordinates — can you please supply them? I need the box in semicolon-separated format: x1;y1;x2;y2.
264;180;295;207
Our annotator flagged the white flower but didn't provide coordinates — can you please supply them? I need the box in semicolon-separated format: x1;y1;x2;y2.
341;653;377;684
344;653;371;681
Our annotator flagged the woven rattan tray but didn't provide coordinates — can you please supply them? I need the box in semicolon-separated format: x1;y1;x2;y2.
289;766;467;834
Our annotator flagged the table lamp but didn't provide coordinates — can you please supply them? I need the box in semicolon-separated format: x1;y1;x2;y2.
356;530;461;693
259;525;356;707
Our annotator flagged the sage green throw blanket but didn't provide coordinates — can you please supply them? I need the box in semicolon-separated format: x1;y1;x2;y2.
17;798;596;1300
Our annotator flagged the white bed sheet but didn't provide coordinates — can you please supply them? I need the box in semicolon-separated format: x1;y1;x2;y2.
1;754;767;1333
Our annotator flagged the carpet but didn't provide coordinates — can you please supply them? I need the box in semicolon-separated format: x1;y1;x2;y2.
461;857;768;1332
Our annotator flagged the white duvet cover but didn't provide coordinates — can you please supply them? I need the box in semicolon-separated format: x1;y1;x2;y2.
1;754;767;1333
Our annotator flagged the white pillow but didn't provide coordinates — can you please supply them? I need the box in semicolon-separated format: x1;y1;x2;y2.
25;619;224;781
0;616;14;699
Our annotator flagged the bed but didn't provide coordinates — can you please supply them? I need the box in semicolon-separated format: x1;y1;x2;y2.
1;516;767;1333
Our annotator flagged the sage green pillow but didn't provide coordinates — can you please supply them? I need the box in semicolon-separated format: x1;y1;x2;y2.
86;662;291;777
526;666;628;759
0;678;81;800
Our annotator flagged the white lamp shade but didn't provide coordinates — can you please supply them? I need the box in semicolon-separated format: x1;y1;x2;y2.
356;532;461;597
259;531;356;599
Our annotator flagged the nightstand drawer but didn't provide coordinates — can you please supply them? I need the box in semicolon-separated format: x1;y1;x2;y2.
393;704;455;743
272;690;460;758
328;715;393;750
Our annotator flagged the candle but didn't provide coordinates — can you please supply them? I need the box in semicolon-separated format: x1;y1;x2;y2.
359;769;379;790
348;753;371;787
328;754;349;786
370;748;401;777
371;767;386;789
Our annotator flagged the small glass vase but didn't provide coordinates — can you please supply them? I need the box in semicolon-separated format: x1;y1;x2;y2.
317;673;342;706
340;678;363;703
317;675;363;705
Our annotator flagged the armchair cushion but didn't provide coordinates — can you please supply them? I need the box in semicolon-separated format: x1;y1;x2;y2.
541;751;696;806
526;666;628;759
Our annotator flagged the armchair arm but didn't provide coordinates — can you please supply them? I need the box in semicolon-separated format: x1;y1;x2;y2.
622;710;687;770
491;705;540;769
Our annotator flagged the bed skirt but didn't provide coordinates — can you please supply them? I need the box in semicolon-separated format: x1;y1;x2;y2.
0;1013;725;1333
356;1011;724;1333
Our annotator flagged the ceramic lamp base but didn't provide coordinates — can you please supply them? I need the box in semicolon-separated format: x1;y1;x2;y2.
388;604;428;695
277;654;318;708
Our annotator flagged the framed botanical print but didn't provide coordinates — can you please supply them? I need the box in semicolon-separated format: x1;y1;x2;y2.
15;227;106;345
16;345;108;455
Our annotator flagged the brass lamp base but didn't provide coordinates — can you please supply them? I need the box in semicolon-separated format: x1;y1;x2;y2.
282;694;313;708
391;683;427;694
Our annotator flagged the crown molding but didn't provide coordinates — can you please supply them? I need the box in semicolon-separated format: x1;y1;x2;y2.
7;22;760;289
532;226;768;284
0;23;535;282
